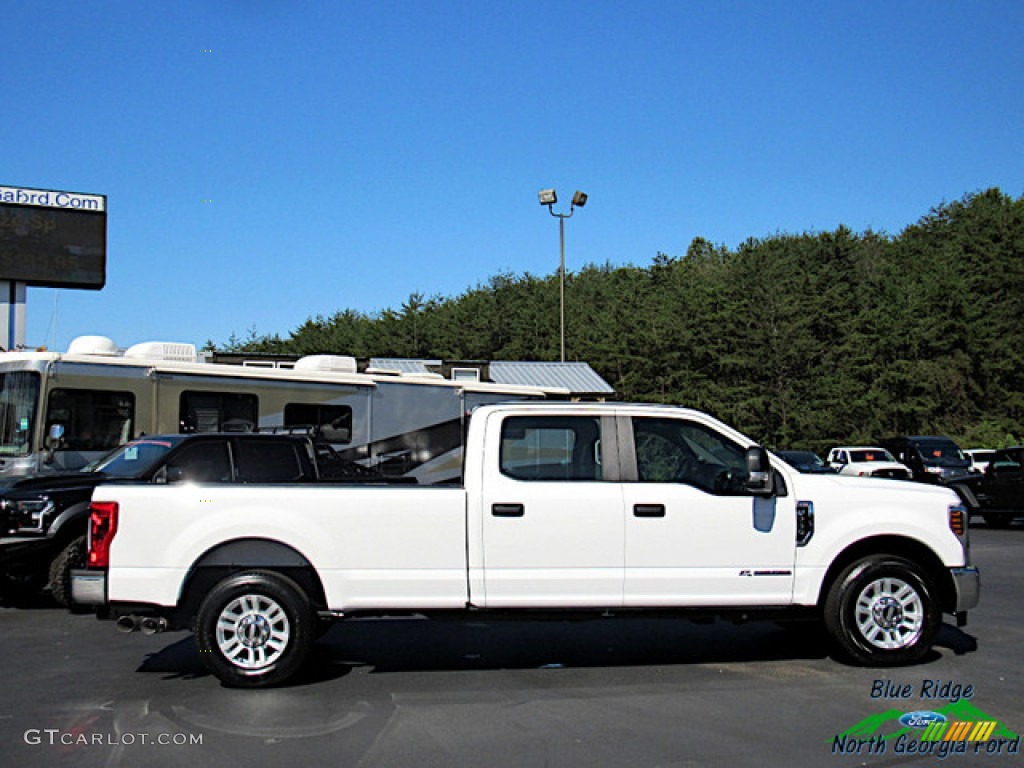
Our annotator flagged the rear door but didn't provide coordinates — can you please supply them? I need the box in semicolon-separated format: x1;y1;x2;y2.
477;412;624;607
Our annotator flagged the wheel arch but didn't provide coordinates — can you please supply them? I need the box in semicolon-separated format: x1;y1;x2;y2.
176;538;327;626
47;500;91;542
817;535;955;614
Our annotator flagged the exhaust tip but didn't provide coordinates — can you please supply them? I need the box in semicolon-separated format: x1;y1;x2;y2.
140;617;167;635
116;616;138;634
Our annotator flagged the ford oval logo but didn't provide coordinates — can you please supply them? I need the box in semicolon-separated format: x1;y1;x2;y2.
899;711;948;729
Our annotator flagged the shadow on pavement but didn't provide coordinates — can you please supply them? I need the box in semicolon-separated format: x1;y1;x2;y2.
313;615;831;673
135;614;979;685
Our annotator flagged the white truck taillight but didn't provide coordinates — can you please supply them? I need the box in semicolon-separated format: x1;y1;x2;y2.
87;501;119;568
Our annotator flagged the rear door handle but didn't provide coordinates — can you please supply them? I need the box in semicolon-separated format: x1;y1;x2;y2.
633;504;666;518
492;503;525;517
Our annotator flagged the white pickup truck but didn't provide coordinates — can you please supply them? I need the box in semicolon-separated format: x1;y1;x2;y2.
72;402;980;687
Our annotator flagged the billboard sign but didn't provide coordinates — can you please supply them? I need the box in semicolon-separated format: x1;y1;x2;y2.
0;184;107;289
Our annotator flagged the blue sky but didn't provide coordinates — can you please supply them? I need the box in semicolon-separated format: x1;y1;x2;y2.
3;1;1022;352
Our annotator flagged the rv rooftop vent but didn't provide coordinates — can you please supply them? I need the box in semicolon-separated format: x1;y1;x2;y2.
294;355;358;374
123;341;199;363
67;335;119;357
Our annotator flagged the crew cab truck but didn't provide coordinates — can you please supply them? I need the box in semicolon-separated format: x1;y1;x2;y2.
71;403;980;688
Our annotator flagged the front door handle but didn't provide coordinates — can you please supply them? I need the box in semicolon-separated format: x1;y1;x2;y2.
492;503;525;517
633;504;666;518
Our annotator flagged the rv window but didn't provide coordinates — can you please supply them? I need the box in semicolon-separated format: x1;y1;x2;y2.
179;392;257;433
45;389;134;453
283;403;353;443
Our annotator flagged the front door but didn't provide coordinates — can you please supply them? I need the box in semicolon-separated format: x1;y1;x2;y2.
622;415;796;606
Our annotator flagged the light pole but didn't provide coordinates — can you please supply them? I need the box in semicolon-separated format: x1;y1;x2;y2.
538;188;587;362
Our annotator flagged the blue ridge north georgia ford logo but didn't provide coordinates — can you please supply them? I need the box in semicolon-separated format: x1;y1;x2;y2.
899;711;947;729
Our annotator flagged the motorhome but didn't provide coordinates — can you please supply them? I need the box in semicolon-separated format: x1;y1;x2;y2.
0;336;603;485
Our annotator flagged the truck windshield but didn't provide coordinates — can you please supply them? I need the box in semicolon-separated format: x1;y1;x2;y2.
915;440;968;468
850;449;897;463
0;371;40;457
85;436;189;478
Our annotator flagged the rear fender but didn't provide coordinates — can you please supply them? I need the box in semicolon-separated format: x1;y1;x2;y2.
176;538;327;625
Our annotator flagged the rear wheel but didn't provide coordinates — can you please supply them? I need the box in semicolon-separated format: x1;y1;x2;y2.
824;556;939;666
195;570;315;688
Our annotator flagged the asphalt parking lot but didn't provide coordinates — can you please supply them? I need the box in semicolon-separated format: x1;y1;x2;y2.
1;523;1021;768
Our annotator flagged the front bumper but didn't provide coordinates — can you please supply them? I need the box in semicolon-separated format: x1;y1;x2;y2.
950;565;981;616
0;536;58;568
70;568;107;606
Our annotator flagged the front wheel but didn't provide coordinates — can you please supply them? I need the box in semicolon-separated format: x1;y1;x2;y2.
824;556;939;666
49;535;87;609
195;570;315;688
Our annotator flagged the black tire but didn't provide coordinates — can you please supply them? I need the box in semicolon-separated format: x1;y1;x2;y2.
823;556;939;666
48;535;87;609
194;570;315;688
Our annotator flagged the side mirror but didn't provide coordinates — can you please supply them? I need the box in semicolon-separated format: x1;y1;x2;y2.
43;424;66;465
745;446;774;496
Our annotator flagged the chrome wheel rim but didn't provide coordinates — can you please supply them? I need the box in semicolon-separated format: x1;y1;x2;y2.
216;594;291;670
854;576;924;650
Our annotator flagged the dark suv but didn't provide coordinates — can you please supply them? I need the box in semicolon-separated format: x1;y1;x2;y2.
879;436;974;484
0;431;360;606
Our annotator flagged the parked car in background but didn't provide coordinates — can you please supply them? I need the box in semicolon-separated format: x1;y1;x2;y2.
826;446;912;479
999;446;1024;465
965;449;998;475
879;436;975;485
972;446;1024;528
775;450;836;474
0;430;378;606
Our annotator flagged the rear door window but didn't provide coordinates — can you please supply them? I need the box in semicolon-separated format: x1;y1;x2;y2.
235;440;306;483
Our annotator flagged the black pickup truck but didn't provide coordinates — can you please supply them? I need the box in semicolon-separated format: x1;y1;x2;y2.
972;446;1024;528
0;431;377;606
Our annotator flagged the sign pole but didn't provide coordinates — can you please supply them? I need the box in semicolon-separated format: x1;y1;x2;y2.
0;280;26;351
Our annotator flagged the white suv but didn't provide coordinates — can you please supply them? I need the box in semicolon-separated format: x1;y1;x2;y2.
827;446;912;480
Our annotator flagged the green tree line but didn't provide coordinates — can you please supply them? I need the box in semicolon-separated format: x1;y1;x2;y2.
222;188;1024;451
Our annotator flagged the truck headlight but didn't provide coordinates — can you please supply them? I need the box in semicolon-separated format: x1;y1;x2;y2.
6;499;54;532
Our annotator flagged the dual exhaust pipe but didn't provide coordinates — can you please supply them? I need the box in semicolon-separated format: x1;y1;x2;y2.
116;615;168;635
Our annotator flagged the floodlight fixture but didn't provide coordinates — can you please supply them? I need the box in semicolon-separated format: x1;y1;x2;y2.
536;186;589;362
